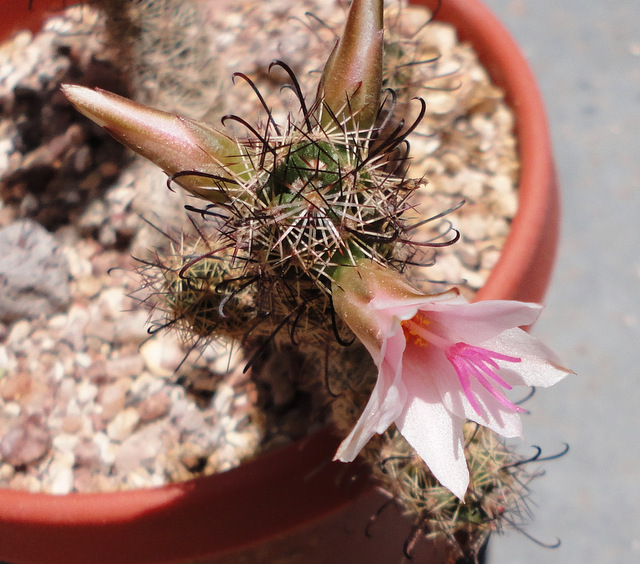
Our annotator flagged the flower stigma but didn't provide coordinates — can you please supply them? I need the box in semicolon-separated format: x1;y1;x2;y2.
402;314;525;416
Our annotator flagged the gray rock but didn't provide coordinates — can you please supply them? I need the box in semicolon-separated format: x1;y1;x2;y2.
0;219;71;322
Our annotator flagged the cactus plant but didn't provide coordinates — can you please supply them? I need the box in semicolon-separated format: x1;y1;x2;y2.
62;0;570;559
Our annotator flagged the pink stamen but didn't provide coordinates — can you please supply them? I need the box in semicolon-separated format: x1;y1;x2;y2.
446;343;525;416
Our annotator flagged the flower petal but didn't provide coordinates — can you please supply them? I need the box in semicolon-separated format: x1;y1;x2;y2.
440;379;524;439
334;331;407;461
403;345;523;438
395;373;469;500
484;328;574;387
423;300;543;344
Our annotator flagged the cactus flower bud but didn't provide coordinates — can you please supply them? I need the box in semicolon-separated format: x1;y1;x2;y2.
315;0;383;132
61;84;243;202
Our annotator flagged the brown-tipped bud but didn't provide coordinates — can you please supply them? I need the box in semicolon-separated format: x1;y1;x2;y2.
315;0;383;132
61;84;243;202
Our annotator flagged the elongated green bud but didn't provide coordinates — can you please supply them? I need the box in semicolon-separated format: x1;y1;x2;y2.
61;84;243;202
315;0;383;131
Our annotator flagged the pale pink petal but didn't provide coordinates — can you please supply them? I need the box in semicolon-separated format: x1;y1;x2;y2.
373;331;410;429
483;328;573;387
403;345;523;438
423;300;543;344
395;370;469;500
334;332;407;461
370;287;461;315
438;379;524;439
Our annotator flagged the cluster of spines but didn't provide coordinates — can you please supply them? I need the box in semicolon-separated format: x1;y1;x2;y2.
369;423;536;561
162;62;460;353
184;95;411;280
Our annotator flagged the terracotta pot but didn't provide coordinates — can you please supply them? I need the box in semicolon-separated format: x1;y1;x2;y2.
0;0;558;562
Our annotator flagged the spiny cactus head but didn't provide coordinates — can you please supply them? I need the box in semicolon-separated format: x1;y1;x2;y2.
140;237;258;343
243;127;418;289
370;423;528;560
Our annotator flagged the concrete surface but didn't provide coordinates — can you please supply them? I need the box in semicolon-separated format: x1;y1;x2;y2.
480;1;640;563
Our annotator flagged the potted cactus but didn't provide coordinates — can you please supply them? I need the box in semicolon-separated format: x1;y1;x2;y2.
0;0;569;562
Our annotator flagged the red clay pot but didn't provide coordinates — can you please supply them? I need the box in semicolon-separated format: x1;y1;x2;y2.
0;0;559;562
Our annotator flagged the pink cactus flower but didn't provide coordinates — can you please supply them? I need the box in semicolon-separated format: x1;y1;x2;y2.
332;260;571;499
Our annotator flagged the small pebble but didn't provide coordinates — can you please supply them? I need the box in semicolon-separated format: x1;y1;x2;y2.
177;408;206;434
480;248;501;271
0;372;31;401
113;310;149;345
47;452;75;495
114;425;163;474
2;401;21;418
0;463;15;481
76;380;99;405
97;288;126;321
139;333;185;377
99;379;130;421
179;443;208;473
459;213;489;241
6;320;31;346
105;355;146;381
61;414;85;434
0;416;51;467
106;408;140;442
137;391;171;422
73;438;102;469
52;433;80;455
93;432;116;466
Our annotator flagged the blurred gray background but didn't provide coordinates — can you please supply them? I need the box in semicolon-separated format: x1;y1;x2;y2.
480;1;640;563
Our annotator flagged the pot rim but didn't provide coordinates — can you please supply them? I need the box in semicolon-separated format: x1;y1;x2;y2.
442;0;559;303
0;0;559;562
